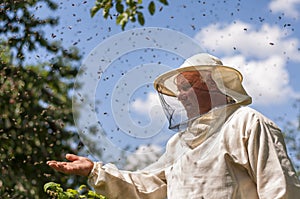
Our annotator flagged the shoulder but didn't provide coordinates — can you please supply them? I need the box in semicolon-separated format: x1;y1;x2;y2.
222;106;283;147
165;133;181;149
164;132;189;157
223;106;281;139
232;106;261;119
230;106;279;129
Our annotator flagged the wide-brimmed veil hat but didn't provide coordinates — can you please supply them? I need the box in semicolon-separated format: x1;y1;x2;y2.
153;53;252;130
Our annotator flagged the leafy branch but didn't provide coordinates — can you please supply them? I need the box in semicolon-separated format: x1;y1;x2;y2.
90;0;169;30
44;182;107;199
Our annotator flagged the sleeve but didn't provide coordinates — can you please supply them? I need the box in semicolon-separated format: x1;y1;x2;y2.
87;155;168;199
245;115;300;199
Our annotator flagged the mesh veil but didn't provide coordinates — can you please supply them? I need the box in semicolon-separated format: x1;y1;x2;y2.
154;64;252;131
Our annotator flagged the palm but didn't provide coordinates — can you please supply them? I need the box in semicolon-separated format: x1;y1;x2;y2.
47;154;94;177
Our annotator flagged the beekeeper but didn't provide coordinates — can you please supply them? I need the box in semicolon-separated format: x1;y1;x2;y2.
47;53;300;199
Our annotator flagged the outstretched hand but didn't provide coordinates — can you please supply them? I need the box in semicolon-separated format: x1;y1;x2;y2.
47;154;94;177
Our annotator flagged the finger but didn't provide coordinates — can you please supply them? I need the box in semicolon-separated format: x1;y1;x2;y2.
47;160;61;166
47;161;67;168
46;160;56;164
47;162;61;170
47;160;66;165
48;162;71;173
65;154;80;162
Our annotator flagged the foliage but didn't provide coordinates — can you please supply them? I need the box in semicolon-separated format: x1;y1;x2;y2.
44;182;107;199
0;0;171;198
0;0;76;64
281;100;300;175
0;0;87;198
90;0;169;30
0;42;88;198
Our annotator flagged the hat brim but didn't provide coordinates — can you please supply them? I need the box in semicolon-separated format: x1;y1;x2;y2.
154;65;243;97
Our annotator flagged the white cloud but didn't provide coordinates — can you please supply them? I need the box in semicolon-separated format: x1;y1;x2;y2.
195;21;300;61
130;91;167;129
222;55;298;105
131;92;162;115
269;0;300;19
124;144;163;170
194;21;300;105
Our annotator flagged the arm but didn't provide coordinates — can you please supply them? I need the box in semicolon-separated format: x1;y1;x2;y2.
245;115;300;199
88;161;167;199
47;154;167;199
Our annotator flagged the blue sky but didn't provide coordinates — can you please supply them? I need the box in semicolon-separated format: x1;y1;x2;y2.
39;0;300;120
35;0;300;166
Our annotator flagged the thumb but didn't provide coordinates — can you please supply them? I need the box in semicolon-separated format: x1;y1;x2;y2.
65;154;80;161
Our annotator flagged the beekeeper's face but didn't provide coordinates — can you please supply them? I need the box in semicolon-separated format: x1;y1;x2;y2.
176;71;212;118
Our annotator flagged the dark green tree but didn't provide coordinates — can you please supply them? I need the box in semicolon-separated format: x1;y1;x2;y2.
0;0;86;198
0;0;171;198
1;0;59;63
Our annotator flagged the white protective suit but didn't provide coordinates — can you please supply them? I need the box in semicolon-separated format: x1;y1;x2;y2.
88;53;300;199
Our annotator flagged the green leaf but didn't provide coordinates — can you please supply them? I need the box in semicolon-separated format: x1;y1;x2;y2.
90;5;102;17
159;0;169;5
78;184;87;190
137;12;145;26
115;2;124;13
58;192;70;199
116;12;129;29
103;8;110;19
130;15;136;22
66;188;79;195
148;1;155;15
44;182;60;192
